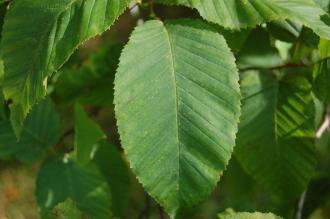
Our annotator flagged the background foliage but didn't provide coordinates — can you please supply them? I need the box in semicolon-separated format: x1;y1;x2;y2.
0;0;330;219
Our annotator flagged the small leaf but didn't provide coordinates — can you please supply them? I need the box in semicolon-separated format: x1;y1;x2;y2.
0;0;130;137
114;19;240;217
74;104;105;165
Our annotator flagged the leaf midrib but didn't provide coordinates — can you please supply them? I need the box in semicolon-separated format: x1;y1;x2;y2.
163;24;181;203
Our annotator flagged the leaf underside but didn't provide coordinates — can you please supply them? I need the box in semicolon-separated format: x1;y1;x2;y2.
114;20;240;217
157;0;330;40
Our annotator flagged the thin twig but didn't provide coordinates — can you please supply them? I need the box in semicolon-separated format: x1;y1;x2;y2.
129;3;138;11
149;0;156;18
239;57;330;72
158;205;165;219
295;189;307;219
316;107;330;139
239;62;308;72
59;128;74;143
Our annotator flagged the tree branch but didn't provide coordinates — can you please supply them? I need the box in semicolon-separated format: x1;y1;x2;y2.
239;62;308;72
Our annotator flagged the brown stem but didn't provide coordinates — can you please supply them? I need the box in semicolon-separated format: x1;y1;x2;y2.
158;205;165;219
137;193;150;219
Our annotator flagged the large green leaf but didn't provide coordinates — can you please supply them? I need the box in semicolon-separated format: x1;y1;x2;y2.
218;211;283;219
157;0;330;39
313;39;330;103
114;20;240;217
0;98;60;161
236;71;316;198
0;0;130;137
36;156;112;219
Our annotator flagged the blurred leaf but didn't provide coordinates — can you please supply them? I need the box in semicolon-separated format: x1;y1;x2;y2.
0;120;17;158
315;0;330;11
220;28;251;54
45;199;85;219
268;20;302;43
36;156;112;219
74;104;105;165
218;211;283;219
236;71;316;198
0;98;60;161
54;44;122;106
313;39;330;103
0;0;130;137
93;140;130;217
238;28;283;68
300;27;320;49
0;60;5;120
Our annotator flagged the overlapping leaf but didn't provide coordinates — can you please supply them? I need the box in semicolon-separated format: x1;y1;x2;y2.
54;44;122;106
114;20;240;217
236;72;316;197
74;104;105;165
313;39;330;103
92;140;130;217
157;0;330;40
74;105;130;217
0;98;60;161
0;0;130;137
36;156;113;219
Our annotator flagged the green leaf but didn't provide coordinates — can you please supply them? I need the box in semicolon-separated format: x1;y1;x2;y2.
313;58;330;103
92;140;130;217
218;211;283;219
0;0;130;137
54;44;122;106
157;0;330;40
114;20;240;217
0;120;16;158
267;20;302;43
315;0;330;11
36;156;112;219
0;98;60;161
313;39;330;103
235;71;316;198
74;104;105;165
237;28;283;69
0;60;5;120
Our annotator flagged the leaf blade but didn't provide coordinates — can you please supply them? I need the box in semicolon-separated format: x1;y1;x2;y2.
0;0;129;137
114;19;240;217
